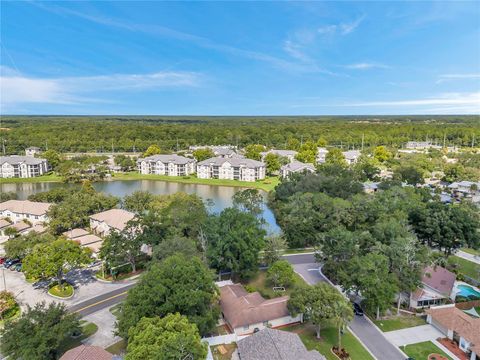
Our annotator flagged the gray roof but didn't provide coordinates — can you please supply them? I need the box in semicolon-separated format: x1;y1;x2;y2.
281;161;315;172
342;150;361;160
237;328;326;360
137;154;194;165
0;156;47;165
197;156;265;168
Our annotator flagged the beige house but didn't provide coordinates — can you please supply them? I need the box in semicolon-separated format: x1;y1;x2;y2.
219;283;302;335
63;228;103;256
89;209;135;237
280;161;315;178
137;154;196;176
197;157;265;182
0;156;49;178
0;200;52;224
427;304;480;360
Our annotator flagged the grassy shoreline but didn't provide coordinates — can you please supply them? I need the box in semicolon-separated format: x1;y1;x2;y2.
0;172;280;192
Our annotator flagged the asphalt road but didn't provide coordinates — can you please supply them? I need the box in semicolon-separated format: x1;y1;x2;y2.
285;256;405;360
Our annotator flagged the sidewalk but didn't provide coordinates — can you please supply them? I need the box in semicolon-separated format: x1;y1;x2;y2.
456;250;480;265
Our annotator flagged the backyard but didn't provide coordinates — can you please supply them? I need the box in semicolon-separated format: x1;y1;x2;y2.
243;269;306;299
285;324;374;360
401;341;453;360
448;256;480;280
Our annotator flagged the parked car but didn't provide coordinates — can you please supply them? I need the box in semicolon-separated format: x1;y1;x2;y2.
0;257;6;265
4;259;20;269
353;302;364;316
12;263;22;272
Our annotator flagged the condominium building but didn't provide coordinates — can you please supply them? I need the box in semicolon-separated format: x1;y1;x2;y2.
89;208;135;237
0;200;52;224
316;147;329;164
0;156;49;178
280;161;315;178
137;154;196;176
197;156;265;182
260;149;298;163
343;150;361;165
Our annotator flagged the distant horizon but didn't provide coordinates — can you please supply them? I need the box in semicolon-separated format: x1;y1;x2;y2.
2;114;480;117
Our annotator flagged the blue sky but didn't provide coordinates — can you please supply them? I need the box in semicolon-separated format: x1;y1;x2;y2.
1;1;479;115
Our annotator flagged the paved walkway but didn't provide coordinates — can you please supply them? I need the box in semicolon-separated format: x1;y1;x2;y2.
82;306;121;348
456;250;480;265
384;324;443;346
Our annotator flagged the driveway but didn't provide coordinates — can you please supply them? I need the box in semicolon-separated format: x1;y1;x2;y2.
0;266;135;310
384;324;444;346
285;256;405;360
82;306;121;348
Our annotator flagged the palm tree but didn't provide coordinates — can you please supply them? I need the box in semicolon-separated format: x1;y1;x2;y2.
333;300;354;349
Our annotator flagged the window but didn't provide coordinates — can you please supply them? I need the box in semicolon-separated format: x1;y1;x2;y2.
243;325;249;330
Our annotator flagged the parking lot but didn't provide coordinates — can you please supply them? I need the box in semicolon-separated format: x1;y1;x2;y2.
0;265;135;310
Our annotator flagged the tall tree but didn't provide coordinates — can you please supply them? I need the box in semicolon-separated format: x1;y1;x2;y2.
126;314;208;360
325;148;347;167
100;224;143;273
373;146;392;163
0;302;80;360
205;207;266;278
117;254;218;338
4;232;55;259
267;260;295;288
244;144;266;160
264;153;282;175
42;149;62;170
143;144;161;157
23;239;91;289
263;235;287;265
123;190;154;214
232;188;264;217
193;148;214;161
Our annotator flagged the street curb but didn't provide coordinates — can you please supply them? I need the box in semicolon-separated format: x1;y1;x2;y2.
363;315;410;359
47;289;75;300
347;326;378;360
282;252;315;257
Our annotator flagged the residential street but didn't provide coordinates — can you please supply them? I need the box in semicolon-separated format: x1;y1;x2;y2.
285;254;406;360
456;250;480;265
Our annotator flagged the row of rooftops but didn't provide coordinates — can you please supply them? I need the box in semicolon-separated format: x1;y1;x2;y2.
138;154;266;168
0;155;48;166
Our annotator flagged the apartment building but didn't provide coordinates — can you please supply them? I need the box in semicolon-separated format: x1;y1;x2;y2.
137;154;196;176
0;200;52;224
196;156;265;182
0;156;49;178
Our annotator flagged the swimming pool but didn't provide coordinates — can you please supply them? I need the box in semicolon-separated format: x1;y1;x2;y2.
456;284;480;299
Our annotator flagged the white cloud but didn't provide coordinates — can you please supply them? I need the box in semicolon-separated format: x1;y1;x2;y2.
345;63;390;70
318;15;365;35
436;73;480;83
0;67;202;107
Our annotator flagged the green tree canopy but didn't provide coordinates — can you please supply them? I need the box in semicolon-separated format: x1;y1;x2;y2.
325;148;347;167
117;254;218;338
244;144;266;160
126;314;208;360
143;144;162;157
123;190;155;214
0;302;80;360
4;232;55;259
267;260;295;288
193;148;215;161
264;152;282;175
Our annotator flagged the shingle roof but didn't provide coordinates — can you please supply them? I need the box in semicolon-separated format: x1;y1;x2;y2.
0;219;11;229
421;266;456;296
59;345;113;360
137;154;194;165
427;305;480;354
220;284;291;329
63;228;91;239
73;234;103;246
281;161;315;173
0;200;52;216
89;209;135;231
197;156;265;168
0;155;47;165
11;221;32;232
342;150;361;160
237;328;326;360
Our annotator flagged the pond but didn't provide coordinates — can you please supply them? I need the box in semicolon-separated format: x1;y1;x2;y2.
2;180;280;234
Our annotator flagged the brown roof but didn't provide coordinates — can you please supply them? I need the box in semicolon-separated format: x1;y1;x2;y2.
73;234;103;246
85;241;103;253
0;219;11;229
89;209;135;231
63;228;90;239
31;224;47;234
59;345;113;360
220;284;291;329
11;221;32;232
427;305;480;354
421;266;456;296
0;200;52;216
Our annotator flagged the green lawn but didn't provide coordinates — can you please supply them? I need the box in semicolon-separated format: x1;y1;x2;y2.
461;248;480;256
243;270;306;299
401;341;453;360
0;173;62;183
48;284;74;298
373;315;426;332
58;321;98;355
448;256;480;280
285;324;374;360
111;172;280;192
105;340;127;355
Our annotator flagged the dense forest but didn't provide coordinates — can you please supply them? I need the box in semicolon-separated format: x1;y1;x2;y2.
1;115;479;154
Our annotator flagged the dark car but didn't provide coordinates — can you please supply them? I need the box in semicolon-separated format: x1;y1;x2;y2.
12;263;22;272
4;259;20;269
353;302;364;316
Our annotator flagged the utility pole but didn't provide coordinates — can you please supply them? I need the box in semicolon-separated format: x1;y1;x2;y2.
45;140;48;150
443;133;446;148
472;134;476;149
111;139;114;154
361;133;364;151
2;140;5;155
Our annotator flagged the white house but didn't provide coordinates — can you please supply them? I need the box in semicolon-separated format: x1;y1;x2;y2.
137;154;195;176
260;149;298;163
427;304;480;360
0;156;49;178
197;157;265;182
448;181;480;196
25;147;42;157
405;141;441;150
409;266;456;309
280;161;315;178
0;200;52;224
342;150;361;165
316;147;329;164
219;283;303;336
89;209;135;237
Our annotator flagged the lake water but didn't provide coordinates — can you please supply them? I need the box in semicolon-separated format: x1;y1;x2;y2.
2;180;280;234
